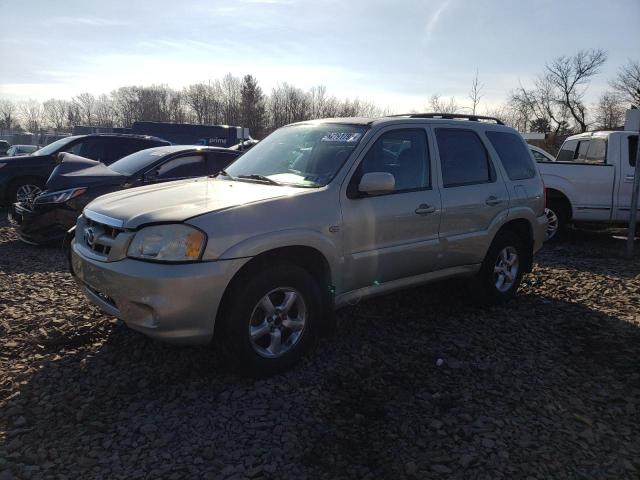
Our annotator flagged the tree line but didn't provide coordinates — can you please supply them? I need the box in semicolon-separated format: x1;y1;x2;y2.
0;74;384;139
0;52;638;139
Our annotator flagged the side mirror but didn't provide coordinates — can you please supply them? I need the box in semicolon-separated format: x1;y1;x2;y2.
358;172;395;195
55;152;66;164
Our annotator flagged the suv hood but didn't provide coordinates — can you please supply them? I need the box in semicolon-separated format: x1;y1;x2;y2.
46;154;125;191
85;177;305;228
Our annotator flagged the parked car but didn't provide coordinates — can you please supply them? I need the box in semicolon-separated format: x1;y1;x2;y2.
0;134;170;205
11;146;242;245
70;113;547;375
0;140;10;156
6;144;39;156
536;130;639;240
529;145;555;163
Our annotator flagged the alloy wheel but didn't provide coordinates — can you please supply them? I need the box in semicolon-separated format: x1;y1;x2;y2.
249;287;307;358
494;246;519;293
545;207;559;240
16;184;42;203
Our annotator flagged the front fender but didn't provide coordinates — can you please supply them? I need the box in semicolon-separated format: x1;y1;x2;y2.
216;228;343;289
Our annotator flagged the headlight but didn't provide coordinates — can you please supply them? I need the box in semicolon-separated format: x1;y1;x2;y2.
34;187;87;204
127;224;206;262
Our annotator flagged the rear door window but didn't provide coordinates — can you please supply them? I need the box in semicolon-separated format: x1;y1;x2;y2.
585;139;607;164
436;129;494;187
485;131;536;180
576;140;590;162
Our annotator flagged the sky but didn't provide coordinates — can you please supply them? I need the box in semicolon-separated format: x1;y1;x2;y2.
1;0;638;113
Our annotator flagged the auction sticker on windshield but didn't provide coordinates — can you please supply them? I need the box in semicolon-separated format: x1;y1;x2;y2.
321;132;362;143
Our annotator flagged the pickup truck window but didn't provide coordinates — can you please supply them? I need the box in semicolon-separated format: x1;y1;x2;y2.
557;138;606;164
585;139;606;164
485;131;536;180
630;136;638;167
576;141;590;161
436;129;494;187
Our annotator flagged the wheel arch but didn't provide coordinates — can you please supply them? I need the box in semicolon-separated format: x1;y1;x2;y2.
545;187;573;220
494;217;535;272
214;245;334;338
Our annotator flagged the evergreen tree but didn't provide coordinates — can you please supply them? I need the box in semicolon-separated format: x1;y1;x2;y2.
240;75;266;138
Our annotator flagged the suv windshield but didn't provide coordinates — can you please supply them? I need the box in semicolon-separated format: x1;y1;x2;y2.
225;123;367;187
109;148;169;175
33;136;81;156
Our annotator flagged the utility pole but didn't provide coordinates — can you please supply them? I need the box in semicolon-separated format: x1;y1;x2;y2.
627;132;640;258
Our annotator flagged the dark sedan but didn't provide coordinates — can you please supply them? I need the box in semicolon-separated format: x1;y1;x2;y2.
0;134;170;205
11;145;241;245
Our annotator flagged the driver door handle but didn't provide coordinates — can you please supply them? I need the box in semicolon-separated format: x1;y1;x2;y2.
485;196;503;206
415;204;436;215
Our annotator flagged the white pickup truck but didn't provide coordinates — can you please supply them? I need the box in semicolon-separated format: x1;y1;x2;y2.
536;130;639;239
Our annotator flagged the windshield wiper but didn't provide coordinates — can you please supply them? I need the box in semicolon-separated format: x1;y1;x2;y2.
237;174;280;186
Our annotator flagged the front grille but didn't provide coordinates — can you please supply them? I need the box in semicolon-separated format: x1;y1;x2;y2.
81;217;126;257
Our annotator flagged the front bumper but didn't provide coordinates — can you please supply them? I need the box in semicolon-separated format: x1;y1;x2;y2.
10;201;78;245
71;241;249;344
534;213;548;253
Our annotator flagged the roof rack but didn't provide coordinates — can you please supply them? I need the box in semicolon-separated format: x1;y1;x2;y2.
388;112;505;125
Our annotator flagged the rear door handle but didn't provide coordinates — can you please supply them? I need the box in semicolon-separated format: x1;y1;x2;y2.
625;174;635;182
485;196;503;206
415;204;436;215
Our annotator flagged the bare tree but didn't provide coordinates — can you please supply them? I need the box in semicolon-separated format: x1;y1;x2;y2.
65;102;82;130
545;49;607;132
94;94;116;127
594;91;625;129
610;59;640;107
43;99;69;131
428;94;461;114
0;99;17;131
468;69;483;115
73;93;97;126
18;99;43;131
221;73;242;125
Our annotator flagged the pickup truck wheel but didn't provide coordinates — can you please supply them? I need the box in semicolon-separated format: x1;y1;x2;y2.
472;231;527;304
7;177;44;204
218;263;321;376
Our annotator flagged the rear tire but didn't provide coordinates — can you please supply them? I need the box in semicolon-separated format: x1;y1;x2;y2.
472;230;528;305
217;263;322;376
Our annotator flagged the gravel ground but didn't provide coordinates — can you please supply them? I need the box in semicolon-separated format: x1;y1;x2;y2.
1;216;639;480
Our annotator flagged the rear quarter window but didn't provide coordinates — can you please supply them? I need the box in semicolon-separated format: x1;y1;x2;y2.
485;131;536;180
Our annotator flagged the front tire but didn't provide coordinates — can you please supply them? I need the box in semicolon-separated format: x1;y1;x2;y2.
7;177;45;204
217;263;322;376
472;230;528;304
